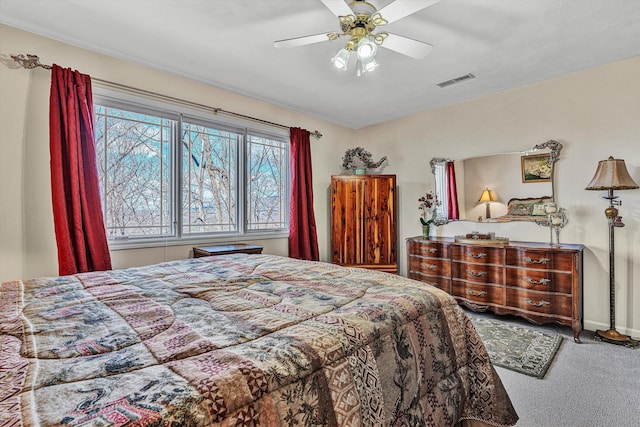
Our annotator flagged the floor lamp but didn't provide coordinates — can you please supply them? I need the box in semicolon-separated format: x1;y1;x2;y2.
585;156;639;347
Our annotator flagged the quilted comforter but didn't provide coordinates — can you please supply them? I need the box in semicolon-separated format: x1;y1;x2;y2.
1;254;517;426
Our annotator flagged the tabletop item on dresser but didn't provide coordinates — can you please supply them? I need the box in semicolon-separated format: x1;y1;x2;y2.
585;156;639;347
407;236;585;343
542;203;568;247
418;190;440;237
341;146;387;174
454;231;509;245
548;208;567;247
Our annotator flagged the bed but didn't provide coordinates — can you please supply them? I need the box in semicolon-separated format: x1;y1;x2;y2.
1;254;518;426
486;196;553;223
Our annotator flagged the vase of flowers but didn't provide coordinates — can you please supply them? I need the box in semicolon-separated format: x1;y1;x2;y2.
419;191;439;238
342;147;387;174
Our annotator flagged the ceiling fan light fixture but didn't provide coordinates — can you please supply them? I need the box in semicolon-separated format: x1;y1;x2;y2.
361;55;379;73
356;36;377;60
331;48;351;70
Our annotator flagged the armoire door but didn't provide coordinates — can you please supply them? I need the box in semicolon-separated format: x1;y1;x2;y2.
365;175;396;268
331;175;367;266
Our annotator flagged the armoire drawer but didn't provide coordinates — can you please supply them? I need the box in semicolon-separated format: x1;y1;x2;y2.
505;268;572;294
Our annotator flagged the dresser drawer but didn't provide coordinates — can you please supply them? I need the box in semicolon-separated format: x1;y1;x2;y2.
409;256;451;277
453;281;503;306
453;245;504;265
506;248;575;271
505;289;572;317
505;268;572;294
409;272;452;293
408;240;451;258
452;262;503;284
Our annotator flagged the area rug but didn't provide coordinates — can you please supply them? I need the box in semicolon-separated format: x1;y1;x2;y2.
468;314;563;379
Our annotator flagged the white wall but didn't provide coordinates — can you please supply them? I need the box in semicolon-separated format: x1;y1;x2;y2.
2;23;639;337
357;56;640;337
0;24;351;281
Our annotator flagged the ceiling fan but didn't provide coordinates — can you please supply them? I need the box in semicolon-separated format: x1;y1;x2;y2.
274;0;440;74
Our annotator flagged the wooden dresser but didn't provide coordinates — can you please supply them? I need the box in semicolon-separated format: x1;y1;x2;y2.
407;236;584;342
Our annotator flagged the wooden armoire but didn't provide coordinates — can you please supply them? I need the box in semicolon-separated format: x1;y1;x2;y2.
331;174;397;273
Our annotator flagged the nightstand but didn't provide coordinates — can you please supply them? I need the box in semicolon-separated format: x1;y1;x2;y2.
192;243;263;258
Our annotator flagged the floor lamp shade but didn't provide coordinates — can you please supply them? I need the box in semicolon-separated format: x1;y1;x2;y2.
585;156;639;191
585;156;638;347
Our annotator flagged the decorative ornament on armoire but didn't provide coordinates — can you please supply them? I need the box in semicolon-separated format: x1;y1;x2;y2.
341;147;387;174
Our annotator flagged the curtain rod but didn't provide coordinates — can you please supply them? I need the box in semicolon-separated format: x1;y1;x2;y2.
11;54;323;139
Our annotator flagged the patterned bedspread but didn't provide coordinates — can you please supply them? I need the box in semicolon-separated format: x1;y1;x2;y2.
0;254;517;426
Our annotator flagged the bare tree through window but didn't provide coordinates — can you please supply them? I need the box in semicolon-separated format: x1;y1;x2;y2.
94;103;288;242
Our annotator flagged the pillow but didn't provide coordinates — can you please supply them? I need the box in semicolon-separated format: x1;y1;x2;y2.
507;203;531;216
531;203;547;216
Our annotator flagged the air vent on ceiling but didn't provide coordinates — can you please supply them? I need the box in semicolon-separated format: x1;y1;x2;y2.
436;73;476;88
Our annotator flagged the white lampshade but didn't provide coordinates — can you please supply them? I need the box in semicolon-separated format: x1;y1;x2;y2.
361;56;379;73
331;48;351;70
356;37;377;60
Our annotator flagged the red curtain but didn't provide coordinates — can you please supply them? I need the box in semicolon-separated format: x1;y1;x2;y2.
49;64;112;275
288;128;319;260
446;161;460;220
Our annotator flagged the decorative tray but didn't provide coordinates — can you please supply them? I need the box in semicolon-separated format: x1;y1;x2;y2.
454;232;509;245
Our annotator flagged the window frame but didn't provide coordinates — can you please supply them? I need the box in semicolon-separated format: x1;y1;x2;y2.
93;87;290;250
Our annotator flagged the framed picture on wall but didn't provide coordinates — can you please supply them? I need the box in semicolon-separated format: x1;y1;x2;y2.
521;154;552;183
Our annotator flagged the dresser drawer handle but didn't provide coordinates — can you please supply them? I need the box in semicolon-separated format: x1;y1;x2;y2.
524;256;550;265
467;269;487;277
467;289;487;297
467;252;487;259
421;247;438;254
525;277;551;286
421;263;437;271
525;298;550;307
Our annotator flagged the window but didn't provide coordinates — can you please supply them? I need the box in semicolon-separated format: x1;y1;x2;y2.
433;161;448;220
94;97;289;247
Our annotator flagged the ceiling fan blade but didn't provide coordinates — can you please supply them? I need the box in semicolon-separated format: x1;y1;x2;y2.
379;33;433;59
376;0;440;24
274;32;339;48
320;0;353;18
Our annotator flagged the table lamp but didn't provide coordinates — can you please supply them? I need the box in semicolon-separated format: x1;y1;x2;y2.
478;188;496;219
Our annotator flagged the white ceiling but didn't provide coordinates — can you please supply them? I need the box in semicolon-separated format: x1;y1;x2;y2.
2;0;640;129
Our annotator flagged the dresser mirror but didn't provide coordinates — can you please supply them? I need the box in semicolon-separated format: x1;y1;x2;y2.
430;140;562;223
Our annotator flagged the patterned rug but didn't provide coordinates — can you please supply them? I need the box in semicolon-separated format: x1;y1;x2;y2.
468;314;563;379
